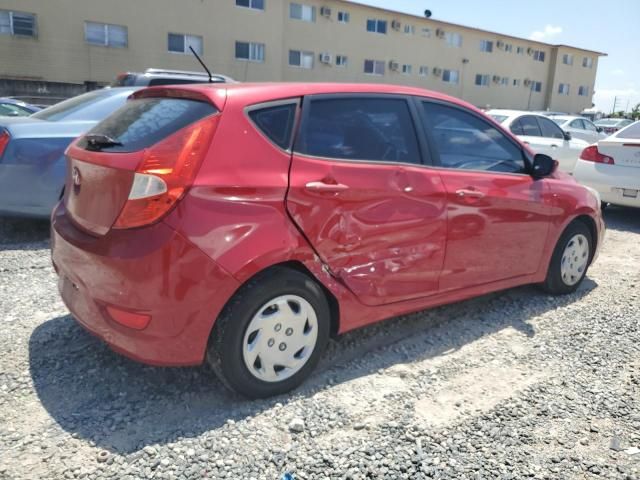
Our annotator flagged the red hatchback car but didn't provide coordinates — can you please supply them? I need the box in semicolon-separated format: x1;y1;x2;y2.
51;83;604;398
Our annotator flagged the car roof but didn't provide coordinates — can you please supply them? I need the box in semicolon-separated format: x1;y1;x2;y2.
136;82;481;113
548;115;586;122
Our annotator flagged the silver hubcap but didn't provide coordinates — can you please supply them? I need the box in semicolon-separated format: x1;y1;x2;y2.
242;295;318;383
560;233;589;286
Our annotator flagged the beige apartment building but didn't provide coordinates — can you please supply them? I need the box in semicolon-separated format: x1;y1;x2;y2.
0;0;605;112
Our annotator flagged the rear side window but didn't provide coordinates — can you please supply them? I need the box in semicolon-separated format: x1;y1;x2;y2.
517;116;542;137
249;103;297;149
79;97;217;152
297;97;420;164
537;117;565;139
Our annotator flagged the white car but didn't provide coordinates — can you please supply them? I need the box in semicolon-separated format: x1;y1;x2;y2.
548;115;607;144
487;109;590;172
573;121;640;209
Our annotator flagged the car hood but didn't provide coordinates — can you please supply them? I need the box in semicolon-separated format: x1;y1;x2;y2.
0;119;98;140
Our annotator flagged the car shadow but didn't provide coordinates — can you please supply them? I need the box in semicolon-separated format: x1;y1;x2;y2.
603;206;640;234
0;217;50;249
29;278;596;455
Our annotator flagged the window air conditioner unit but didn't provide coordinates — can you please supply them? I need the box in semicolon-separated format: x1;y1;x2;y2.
391;20;401;30
492;75;501;83
433;67;443;76
524;78;532;86
496;40;505;49
320;6;331;17
319;52;332;64
435;28;445;38
389;61;399;71
527;47;534;55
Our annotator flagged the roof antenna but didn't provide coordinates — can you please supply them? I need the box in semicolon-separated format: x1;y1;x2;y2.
189;46;213;83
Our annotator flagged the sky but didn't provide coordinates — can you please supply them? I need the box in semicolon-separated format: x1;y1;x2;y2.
359;0;640;113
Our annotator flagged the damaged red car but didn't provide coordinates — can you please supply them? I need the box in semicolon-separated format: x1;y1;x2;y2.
51;83;604;398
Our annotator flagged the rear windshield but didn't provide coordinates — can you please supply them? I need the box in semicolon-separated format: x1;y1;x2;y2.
615;122;640;139
78;97;217;152
32;89;128;122
595;119;621;126
488;114;508;124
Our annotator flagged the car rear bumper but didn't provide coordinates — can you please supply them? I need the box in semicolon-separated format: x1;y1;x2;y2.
573;159;640;208
51;202;240;366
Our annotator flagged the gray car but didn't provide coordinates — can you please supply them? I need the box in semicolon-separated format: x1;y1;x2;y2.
0;87;138;218
549;115;606;144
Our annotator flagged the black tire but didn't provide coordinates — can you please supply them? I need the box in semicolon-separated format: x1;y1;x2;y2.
542;221;593;295
207;266;330;398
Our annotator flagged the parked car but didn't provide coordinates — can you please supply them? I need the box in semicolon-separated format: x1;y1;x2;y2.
548;115;607;144
52;83;604;398
0;87;138;218
594;118;634;135
112;68;234;87
0;97;41;117
574;121;640;208
487;109;590;172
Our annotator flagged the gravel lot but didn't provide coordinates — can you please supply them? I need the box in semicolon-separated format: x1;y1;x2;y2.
0;208;639;480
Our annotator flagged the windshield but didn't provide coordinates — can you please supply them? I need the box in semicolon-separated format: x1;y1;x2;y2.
488;114;508;124
615;121;640;139
595;119;622;126
32;89;128;122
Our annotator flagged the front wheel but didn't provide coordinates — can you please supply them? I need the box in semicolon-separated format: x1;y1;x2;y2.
207;267;330;398
542;221;593;295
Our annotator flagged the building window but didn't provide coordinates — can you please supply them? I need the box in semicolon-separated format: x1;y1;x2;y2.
504;44;513;53
289;49;314;68
442;69;459;84
168;33;203;54
0;10;37;37
404;24;415;34
85;22;128;48
337;11;350;23
235;41;265;62
516;46;524;54
583;57;593;68
445;32;462;47
475;74;490;86
290;3;315;22
421;27;431;38
513;79;521;87
336;54;348;67
578;85;589;96
558;83;570;95
236;0;265;10
366;19;387;34
533;50;545;62
402;64;412;75
500;76;509;86
480;40;493;52
562;53;573;65
419;66;429;76
364;59;385;76
532;81;542;92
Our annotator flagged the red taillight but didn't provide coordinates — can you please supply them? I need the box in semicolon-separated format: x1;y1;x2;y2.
0;130;9;158
580;145;615;165
113;115;219;229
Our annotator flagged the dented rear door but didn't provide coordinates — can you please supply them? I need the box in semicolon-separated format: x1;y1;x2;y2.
286;94;447;306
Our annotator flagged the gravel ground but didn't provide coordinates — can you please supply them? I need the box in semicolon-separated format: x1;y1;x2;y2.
0;208;639;480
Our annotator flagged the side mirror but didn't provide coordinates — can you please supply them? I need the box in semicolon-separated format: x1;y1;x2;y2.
563;131;572;141
596;127;603;133
532;153;556;178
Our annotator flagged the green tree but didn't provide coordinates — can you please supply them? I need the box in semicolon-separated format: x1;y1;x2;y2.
631;103;640;121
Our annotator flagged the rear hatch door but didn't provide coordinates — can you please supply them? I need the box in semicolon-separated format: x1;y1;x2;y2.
64;92;220;236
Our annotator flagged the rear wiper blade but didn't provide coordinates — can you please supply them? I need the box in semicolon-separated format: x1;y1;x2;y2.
84;133;123;150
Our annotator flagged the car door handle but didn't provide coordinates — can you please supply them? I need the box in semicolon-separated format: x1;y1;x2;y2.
305;181;349;193
456;189;485;199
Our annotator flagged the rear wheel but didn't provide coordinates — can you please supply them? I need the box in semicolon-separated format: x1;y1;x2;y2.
207;267;330;398
542;221;593;295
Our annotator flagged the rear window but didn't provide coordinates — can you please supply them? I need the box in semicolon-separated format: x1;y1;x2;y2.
615;122;640;139
78;97;217;152
249;103;297;149
488;114;508;124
